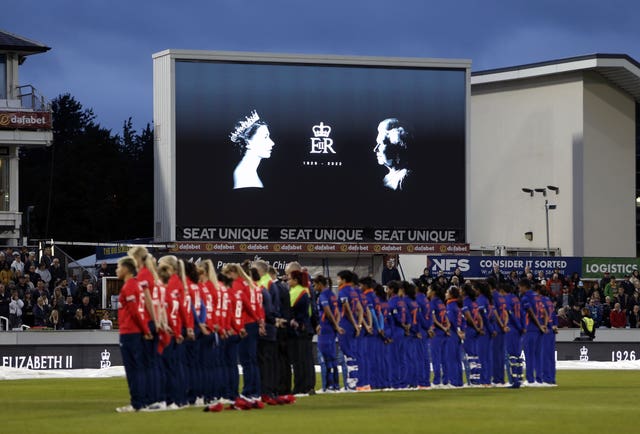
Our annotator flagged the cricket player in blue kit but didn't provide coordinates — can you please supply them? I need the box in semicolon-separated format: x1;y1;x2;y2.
337;270;362;391
505;282;525;388
474;282;495;386
375;284;393;389
520;279;548;386
461;284;483;386
415;284;433;389
490;278;509;385
313;275;344;392
540;287;558;386
403;282;423;388
361;277;383;389
445;286;466;387
428;283;450;387
355;278;373;391
387;281;410;389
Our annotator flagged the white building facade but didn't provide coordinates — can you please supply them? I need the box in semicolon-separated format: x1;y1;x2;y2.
469;55;639;257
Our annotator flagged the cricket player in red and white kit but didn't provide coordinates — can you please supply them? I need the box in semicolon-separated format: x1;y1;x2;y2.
128;247;163;410
221;263;261;408
116;257;152;413
198;264;218;404
237;266;266;401
158;255;188;409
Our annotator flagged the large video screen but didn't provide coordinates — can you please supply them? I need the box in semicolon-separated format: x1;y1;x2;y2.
175;58;466;241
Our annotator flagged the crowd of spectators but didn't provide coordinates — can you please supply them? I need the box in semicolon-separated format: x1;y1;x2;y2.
0;246;108;331
415;266;640;329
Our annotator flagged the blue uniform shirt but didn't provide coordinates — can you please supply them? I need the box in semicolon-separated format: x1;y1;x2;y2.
416;293;433;332
364;289;382;333
388;295;408;336
338;284;359;330
430;297;448;336
446;299;465;333
494;292;509;332
521;290;541;332
463;296;481;336
317;288;339;335
406;297;421;336
542;295;557;327
476;294;495;335
506;293;524;333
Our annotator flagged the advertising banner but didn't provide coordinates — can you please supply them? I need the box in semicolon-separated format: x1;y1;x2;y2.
581;257;640;279
0;345;122;370
427;256;582;278
0;111;52;130
172;242;470;255
173;253;299;274
556;342;640;362
177;226;465;244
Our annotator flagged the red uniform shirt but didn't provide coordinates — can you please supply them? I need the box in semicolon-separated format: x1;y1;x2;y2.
151;281;163;324
137;266;155;292
181;278;195;330
165;274;184;337
200;281;216;331
137;266;156;321
216;283;231;333
230;277;259;333
237;277;264;325
118;277;150;335
187;279;204;327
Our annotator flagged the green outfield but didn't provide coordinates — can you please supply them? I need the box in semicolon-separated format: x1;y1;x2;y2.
2;371;637;434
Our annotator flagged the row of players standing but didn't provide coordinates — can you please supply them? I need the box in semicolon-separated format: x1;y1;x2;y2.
314;271;558;391
116;248;559;412
116;247;316;412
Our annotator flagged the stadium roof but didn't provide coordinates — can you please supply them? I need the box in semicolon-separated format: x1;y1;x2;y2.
471;54;640;102
0;29;50;55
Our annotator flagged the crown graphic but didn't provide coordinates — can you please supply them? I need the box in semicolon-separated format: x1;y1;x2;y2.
101;349;111;361
580;346;588;356
230;110;260;142
312;122;331;138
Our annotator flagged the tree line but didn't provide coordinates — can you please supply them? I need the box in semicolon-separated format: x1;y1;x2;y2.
19;94;153;243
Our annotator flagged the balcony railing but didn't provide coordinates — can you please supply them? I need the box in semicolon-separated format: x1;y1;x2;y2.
15;84;51;112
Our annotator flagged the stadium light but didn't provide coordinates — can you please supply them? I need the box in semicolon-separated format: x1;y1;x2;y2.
534;188;547;196
522;184;559;256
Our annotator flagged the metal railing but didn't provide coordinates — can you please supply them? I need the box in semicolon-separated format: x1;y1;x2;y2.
15;84;51;111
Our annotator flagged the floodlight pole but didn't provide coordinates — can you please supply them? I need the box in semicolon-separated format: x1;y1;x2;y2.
544;199;550;257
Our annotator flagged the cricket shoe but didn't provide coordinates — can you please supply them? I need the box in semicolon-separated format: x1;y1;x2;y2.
228;397;253;411
261;395;280;406
141;401;167;412
203;403;224;413
278;394;296;405
115;405;137;413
